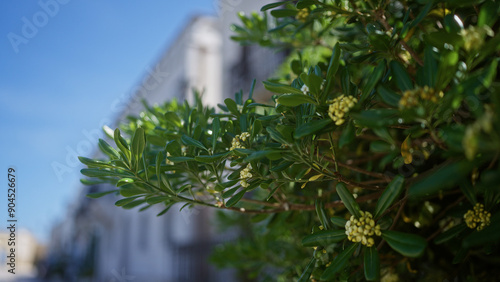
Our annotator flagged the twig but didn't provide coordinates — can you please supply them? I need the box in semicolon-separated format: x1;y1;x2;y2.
426;218;454;242
223;191;383;214
337;162;390;180
378;198;407;251
374;10;423;66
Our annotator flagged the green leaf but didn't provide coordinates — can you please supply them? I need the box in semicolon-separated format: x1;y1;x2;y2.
102;125;114;139
139;204;153;212
166;156;194;163
478;1;499;27
131;127;146;165
164;112;182;127
266;184;281;201
78;156;116;169
271;8;297;18
434;223;467;245
261;1;291;11
340;67;351;95
122;199;146;209
224;98;240;116
195;152;231;163
369;140;393;153
157;205;172;216
296;0;315;9
267;127;289;144
146;196;171;205
360;61;385;103
408;2;432;29
377;85;400;107
294;119;332;139
248;79;256;100
263;81;303;94
298;256;316;282
212;117;220;150
225;189;246;207
98;139;120;160
251;119;262;139
120;186;146;197
165;140;182;157
181;135;208;151
277;93;317;106
330;216;347;227
114;128;130;159
245;150;282;162
80;178;107;185
321;243;358;280
424;31;463;50
338;121;355;148
422;46;437;87
115;196;141;207
81;168;133;178
326;43;341;81
351;109;399;128
239;113;248;132
390;61;413;91
156;152;168;193
408;161;474;198
315;200;332;230
336;183;362;218
372;127;394;144
86;190;117;199
116;178;135;187
301;230;347;247
364;247;380;281
436;51;459;90
459;181;477;205
381;230;427;257
173;184;190;194
222;187;239;198
374;175;405;218
300;72;323;96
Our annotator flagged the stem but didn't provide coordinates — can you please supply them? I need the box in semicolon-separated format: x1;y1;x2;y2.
378;198;406;251
337;161;389;180
223;191;383;214
375;9;423;66
328;132;339;172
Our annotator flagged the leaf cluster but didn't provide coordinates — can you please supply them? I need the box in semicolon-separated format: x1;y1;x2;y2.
80;0;500;280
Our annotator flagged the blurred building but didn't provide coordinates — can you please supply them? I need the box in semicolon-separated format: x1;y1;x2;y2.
45;1;283;281
0;229;43;281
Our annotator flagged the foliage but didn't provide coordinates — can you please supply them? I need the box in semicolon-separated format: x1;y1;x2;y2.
80;0;500;280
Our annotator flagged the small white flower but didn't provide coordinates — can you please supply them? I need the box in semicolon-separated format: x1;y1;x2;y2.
301;84;310;94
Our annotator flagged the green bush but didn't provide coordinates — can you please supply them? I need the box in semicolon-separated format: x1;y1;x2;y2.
80;0;500;280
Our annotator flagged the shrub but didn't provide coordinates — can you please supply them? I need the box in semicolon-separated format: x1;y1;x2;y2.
80;0;500;280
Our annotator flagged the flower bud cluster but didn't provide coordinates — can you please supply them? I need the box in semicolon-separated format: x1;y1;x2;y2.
464;203;491;231
399;86;443;108
230;132;250;150
345;211;381;247
239;163;253;188
296;8;309;22
460;26;485;52
328;94;357;125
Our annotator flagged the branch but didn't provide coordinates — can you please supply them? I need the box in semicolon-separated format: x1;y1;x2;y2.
223;191;383;214
337;162;390;180
374;9;423;66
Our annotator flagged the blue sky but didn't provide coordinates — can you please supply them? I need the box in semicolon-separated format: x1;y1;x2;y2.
0;1;216;244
